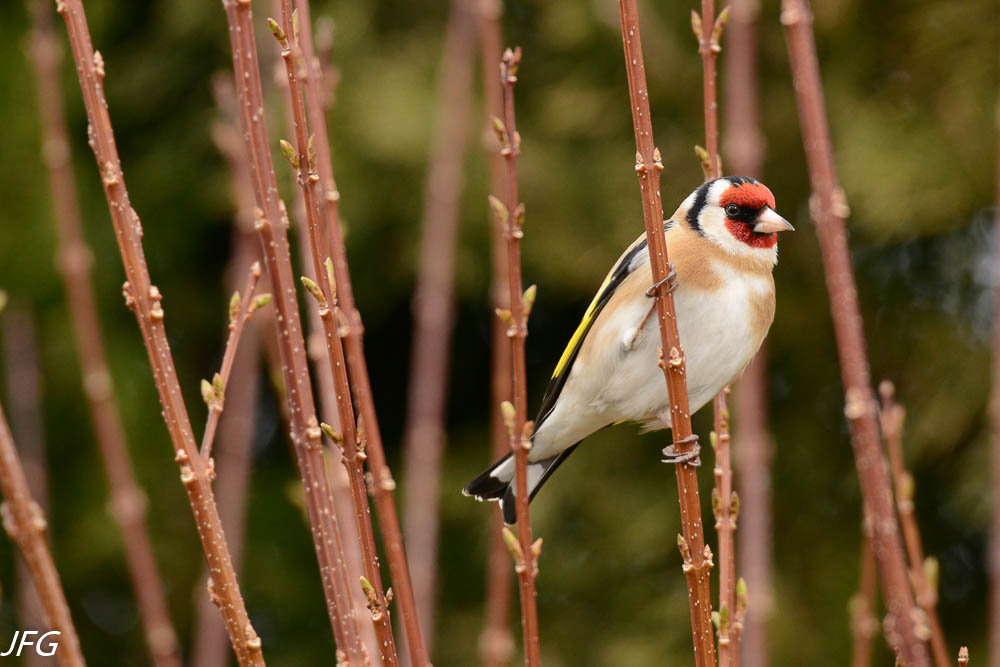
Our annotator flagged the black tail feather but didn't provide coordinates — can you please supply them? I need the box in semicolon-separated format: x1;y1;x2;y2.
465;443;582;525
463;453;512;500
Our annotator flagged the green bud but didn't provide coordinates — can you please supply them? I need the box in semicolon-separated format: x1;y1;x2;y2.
280;139;299;170
488;195;508;226
690;10;703;41
267;18;287;45
500;401;516;435
359;576;376;601
229;291;241;325
512;202;526;230
300;276;326;305
201;379;214;405
521;284;537;319
501;527;525;568
251;294;272;312
324;257;337;302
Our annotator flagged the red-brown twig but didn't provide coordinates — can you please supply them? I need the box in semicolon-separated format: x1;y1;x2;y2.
291;1;430;662
200;263;265;460
478;1;515;664
849;511;878;667
0;397;85;667
712;390;738;667
27;3;182;663
723;0;771;663
991;77;1000;667
55;2;263;663
693;7;735;660
617;3;716;665
3;307;50;667
401;0;478;648
488;46;543;667
780;1;929;663
692;2;728;181
268;3;395;662
191;217;263;667
878;381;949;667
266;5;377;656
731;354;770;667
218;0;365;661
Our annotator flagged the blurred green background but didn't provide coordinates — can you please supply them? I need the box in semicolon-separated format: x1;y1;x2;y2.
0;0;997;664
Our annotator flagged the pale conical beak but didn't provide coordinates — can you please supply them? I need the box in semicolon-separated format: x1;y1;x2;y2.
753;207;795;234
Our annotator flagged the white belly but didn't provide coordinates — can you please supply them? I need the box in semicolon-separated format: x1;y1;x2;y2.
602;284;758;423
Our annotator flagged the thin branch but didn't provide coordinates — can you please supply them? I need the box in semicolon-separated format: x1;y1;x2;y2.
217;0;366;661
27;3;183;663
849;511;878;667
0;397;85;667
54;2;263;663
616;3;716;665
712;389;737;667
780;1;929;663
266;6;378;657
291;0;431;662
478;0;515;664
488;47;543;667
991;68;1000;667
269;2;396;661
693;6;735;662
190;111;263;665
693;2;728;180
731;356;771;667
400;0;478;648
723;0;771;663
200;262;265;460
878;381;949;667
3;307;50;667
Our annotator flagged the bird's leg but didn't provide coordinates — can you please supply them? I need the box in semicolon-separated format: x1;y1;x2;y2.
624;300;657;351
645;263;678;298
625;264;678;351
661;433;701;466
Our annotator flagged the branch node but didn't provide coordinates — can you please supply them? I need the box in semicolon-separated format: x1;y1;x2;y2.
92;50;105;78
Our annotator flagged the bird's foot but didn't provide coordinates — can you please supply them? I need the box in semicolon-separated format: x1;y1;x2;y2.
661;434;701;467
645;263;678;298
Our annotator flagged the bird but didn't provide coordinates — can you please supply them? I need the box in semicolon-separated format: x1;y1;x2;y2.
464;176;793;524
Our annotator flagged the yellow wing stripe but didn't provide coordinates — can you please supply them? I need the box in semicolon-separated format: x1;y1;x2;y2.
551;272;614;378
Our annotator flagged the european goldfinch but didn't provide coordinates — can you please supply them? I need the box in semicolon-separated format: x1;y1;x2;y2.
464;176;793;524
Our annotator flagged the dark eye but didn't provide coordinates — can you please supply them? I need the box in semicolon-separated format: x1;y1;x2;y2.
725;203;740;217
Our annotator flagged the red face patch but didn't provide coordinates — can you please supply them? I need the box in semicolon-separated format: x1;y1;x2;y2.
720;181;778;248
724;220;778;248
719;182;776;210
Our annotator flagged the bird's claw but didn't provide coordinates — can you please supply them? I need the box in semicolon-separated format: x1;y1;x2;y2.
661;434;701;466
646;264;678;298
